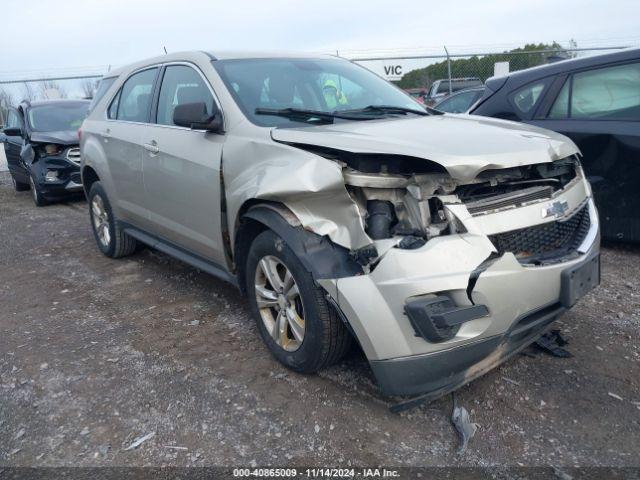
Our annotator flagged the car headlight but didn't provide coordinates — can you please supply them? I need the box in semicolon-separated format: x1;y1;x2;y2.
41;144;62;156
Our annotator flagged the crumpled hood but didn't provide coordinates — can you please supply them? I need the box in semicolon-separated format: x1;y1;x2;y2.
30;130;79;146
271;114;579;182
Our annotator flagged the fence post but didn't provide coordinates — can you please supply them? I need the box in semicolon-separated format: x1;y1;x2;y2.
444;46;452;94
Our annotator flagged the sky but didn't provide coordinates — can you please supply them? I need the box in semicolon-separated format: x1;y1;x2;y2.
0;0;639;92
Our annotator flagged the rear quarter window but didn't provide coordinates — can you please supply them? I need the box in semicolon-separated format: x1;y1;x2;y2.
88;77;117;113
511;81;546;115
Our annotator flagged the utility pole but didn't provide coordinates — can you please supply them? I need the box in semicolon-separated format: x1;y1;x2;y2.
444;46;452;94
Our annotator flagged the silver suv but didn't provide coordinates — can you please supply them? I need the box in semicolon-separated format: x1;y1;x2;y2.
80;51;600;401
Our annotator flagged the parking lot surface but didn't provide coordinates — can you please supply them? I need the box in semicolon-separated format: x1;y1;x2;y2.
1;173;639;468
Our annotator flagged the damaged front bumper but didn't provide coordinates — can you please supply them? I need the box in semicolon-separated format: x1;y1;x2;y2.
319;179;600;399
32;152;83;199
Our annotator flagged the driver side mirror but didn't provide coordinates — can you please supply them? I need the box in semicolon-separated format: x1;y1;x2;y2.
3;127;22;137
173;102;223;133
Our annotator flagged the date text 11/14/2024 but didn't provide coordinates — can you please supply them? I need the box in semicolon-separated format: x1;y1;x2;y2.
232;468;401;478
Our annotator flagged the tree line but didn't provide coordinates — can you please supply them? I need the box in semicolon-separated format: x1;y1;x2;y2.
395;42;575;90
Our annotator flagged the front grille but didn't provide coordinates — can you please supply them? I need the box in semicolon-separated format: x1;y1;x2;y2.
489;202;590;261
66;147;81;165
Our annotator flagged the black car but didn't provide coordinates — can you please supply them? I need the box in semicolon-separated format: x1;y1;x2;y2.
1;99;89;206
433;86;485;113
471;48;640;242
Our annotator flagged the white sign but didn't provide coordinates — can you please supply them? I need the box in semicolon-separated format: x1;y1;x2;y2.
356;61;410;81
494;61;510;77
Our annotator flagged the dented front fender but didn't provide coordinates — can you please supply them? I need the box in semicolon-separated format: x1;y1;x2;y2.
223;134;372;251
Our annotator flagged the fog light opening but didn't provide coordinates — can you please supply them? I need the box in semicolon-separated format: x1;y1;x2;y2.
45;170;59;182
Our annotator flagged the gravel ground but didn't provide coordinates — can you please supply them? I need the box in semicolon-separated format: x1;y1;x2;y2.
1;173;639;469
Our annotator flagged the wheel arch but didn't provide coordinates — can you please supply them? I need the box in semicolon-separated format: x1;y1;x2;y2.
81;165;100;197
233;201;363;295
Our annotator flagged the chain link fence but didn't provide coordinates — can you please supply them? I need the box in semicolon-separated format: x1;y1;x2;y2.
348;45;634;101
0;45;636;125
0;67;108;126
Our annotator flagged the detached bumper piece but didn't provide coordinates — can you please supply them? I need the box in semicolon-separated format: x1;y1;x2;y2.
405;296;489;342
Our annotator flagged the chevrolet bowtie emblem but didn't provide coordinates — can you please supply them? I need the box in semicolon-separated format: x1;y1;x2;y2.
542;200;569;219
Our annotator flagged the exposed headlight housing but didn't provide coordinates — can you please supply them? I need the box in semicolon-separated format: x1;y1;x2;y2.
45;170;59;182
42;144;62;155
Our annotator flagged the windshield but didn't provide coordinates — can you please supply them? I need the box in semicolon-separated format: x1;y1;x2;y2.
27;102;89;132
213;57;422;126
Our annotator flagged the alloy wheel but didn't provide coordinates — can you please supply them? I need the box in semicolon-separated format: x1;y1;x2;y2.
91;195;111;247
254;255;306;352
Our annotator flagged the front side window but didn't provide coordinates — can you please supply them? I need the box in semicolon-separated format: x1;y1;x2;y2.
512;81;546;114
6;110;22;129
570;62;640;120
116;68;158;123
214;58;420;127
27;102;89;132
156;65;215;126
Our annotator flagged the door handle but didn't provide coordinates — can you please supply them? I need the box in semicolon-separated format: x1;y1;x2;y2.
101;129;111;139
143;141;159;154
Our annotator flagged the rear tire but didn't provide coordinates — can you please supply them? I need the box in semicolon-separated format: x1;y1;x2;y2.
245;229;351;373
88;181;137;258
11;175;30;192
29;175;49;206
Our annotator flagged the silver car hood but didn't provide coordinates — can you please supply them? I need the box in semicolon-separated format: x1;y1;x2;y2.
271;114;579;182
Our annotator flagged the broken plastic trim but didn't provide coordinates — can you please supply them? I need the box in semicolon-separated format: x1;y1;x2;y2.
242;206;364;281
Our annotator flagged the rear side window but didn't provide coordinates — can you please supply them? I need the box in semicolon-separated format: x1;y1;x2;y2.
548;79;570;119
571;62;640;120
155;65;215;126
89;77;116;113
115;68;158;123
512;81;545;114
436;89;483;113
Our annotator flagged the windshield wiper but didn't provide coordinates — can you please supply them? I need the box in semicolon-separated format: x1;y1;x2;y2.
347;105;431;116
255;107;374;123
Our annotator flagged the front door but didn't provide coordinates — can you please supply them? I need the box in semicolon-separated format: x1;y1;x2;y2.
3;109;29;183
141;63;226;265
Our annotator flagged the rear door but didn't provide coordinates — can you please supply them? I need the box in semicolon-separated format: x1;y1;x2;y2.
530;61;640;241
103;67;159;227
3;109;29;183
141;63;226;264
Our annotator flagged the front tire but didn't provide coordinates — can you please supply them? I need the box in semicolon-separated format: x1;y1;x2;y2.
245;230;351;373
88;182;137;258
29;175;48;206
